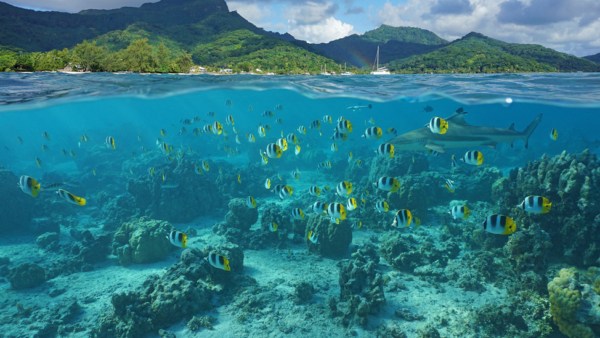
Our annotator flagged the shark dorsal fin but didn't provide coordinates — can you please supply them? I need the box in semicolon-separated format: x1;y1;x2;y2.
445;110;469;125
508;123;515;131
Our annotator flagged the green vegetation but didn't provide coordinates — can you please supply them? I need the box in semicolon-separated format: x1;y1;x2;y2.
388;33;600;73
362;25;448;45
583;53;600;64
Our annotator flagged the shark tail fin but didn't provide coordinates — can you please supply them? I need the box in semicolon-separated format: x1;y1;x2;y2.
523;114;543;148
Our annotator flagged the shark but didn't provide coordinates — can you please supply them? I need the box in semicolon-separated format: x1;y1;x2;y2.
389;110;542;153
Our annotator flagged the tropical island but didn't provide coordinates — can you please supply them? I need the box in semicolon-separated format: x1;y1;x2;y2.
0;0;599;74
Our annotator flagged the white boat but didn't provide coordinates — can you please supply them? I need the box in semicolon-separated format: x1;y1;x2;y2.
370;46;390;75
340;63;353;76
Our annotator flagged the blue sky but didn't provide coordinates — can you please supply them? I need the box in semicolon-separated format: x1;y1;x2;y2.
5;0;600;56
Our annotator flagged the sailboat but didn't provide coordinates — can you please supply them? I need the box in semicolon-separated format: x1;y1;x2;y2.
340;62;353;76
370;45;390;75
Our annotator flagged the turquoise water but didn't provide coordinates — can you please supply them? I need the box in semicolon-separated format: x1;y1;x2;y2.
1;72;600;337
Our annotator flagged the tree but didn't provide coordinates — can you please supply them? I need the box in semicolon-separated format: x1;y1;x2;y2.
72;40;107;71
123;38;156;72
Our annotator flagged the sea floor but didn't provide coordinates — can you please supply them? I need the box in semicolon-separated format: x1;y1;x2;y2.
0;210;517;338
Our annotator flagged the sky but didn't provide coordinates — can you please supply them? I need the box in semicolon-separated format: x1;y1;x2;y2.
5;0;600;56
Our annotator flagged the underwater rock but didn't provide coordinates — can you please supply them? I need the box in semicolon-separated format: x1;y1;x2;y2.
94;245;243;337
75;230;112;265
336;244;385;327
493;150;600;266
8;263;46;289
305;214;352;258
380;232;458;273
36;231;59;251
224;198;258;231
187;315;216;332
0;171;38;235
293;281;315;304
112;217;173;265
548;267;600;338
98;193;139;231
504;223;552;273
367;153;429;181
127;160;225;223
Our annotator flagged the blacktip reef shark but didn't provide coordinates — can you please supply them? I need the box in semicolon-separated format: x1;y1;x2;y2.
389;110;542;153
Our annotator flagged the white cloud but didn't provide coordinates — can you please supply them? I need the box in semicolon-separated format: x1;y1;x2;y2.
376;0;600;56
227;1;271;28
288;17;354;43
5;0;158;12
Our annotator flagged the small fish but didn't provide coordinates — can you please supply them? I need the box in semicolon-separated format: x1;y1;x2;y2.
226;99;232;106
336;181;353;197
332;132;347;141
277;138;289;152
443;178;455;193
362;126;383;139
367;117;376;125
193;165;203;175
92;168;97;176
247;133;256;143
330;143;338;152
235;135;241;144
549;128;558;141
193;128;201;136
307;230;318;244
286;133;299;145
391;209;413;227
17;136;24;144
207;111;215;117
336;119;353;133
427;117;449;135
262;110;274;117
318;161;332;170
156;140;173;155
423;105;434;113
327;202;347;223
35;157;42;168
376;143;395;158
160;128;167;137
355;159;363;168
297;126;307;135
462;150;484;166
517;195;552;214
346;104;372;111
265;143;282;159
226;115;235;125
246;196;257;208
260;151;269;165
450;205;470;220
290;169;301;180
352;220;363;229
208;252;231;271
56;188;86;206
237;174;242;184
269;222;278;232
346;197;358;211
347;152;353;163
202;160;210;172
375;200;389;213
62;148;68;156
375;176;401;193
276;118;284;124
257;125;267;138
279;185;293;200
264;178;271;189
451;155;457;169
162;172;167;182
309;185;321;196
203;124;213;134
42;131;51;141
18;175;41;198
69;150;76;158
41;144;49;152
294;145;301;156
149;167;156;176
311;201;328;214
310;120;321;129
212;121;223;135
80;134;89;143
105;136;116;150
167;230;188;248
291;208;305;220
482;214;517;235
387;128;397;136
322;115;333;124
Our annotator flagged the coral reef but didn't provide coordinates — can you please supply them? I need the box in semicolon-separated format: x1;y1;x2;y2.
112;217;173;265
305;214;352;258
8;263;46;289
126;160;225;223
293;281;315;304
36;231;59;251
224;198;258;231
548;267;600;338
493;150;600;266
94;245;243;337
504;223;552;273
334;244;385;327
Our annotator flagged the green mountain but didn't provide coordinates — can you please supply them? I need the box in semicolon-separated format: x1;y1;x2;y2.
388;32;600;73
313;25;447;67
584;53;600;64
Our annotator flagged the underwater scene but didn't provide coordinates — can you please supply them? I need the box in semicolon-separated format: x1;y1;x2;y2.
1;72;600;338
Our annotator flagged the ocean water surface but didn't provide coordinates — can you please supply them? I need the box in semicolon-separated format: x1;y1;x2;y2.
1;72;599;337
